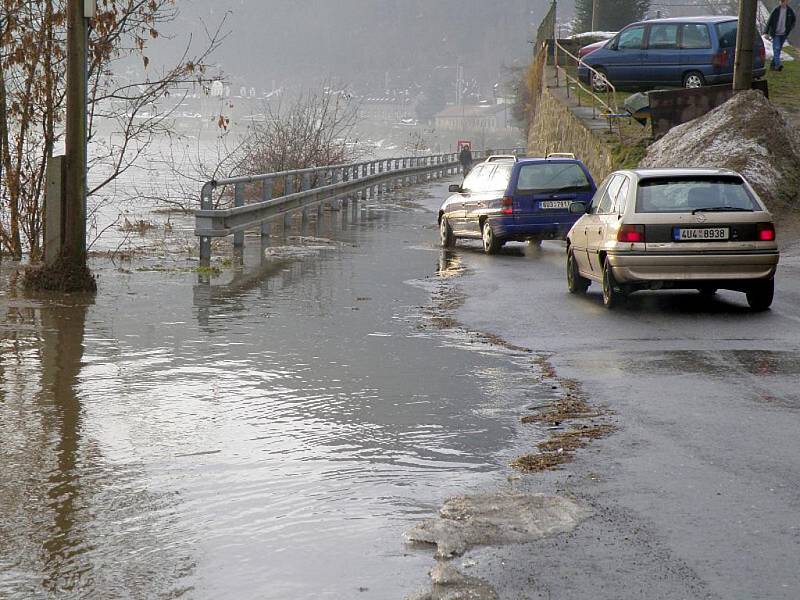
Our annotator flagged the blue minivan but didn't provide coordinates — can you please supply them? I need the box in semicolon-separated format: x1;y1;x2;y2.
438;156;597;254
578;16;766;90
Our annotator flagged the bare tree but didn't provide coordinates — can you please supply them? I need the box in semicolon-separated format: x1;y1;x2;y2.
237;87;361;179
0;0;227;261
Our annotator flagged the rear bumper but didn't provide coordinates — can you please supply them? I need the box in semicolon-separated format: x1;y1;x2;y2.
608;250;779;284
706;67;767;85
491;215;578;241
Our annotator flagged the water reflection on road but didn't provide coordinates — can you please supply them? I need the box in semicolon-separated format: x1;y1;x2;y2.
0;185;540;599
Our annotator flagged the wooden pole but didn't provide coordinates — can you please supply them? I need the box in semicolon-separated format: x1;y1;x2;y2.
591;0;598;31
63;0;88;263
733;0;758;91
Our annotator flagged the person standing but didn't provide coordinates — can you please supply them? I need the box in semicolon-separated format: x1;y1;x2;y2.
458;144;473;175
765;0;796;71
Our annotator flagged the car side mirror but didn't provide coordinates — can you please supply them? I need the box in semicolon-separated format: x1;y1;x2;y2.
448;184;462;193
569;201;588;214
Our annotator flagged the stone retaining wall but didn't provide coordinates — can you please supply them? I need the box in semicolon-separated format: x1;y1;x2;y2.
527;87;615;183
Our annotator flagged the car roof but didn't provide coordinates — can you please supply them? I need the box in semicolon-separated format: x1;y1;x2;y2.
516;157;584;164
625;167;740;179
484;154;517;162
630;16;736;26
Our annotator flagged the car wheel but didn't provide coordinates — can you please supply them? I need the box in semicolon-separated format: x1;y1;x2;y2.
602;258;624;309
439;216;455;249
482;221;501;255
746;279;774;311
683;71;705;89
591;68;610;92
567;249;590;294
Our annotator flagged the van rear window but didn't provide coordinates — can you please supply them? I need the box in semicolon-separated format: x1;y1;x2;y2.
515;163;591;194
717;21;738;48
636;176;758;213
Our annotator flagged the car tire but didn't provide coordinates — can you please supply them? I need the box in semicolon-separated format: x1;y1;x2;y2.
567;249;590;294
591;67;610;92
746;279;774;311
683;71;705;89
602;258;624;309
440;216;455;249
482;221;501;255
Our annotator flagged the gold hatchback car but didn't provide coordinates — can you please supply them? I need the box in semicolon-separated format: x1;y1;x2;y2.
565;168;780;310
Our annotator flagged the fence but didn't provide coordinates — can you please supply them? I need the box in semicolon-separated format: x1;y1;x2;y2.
194;148;522;265
551;39;621;132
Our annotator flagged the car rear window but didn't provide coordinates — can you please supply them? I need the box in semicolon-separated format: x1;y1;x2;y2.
636;175;759;213
717;21;738;48
515;163;592;194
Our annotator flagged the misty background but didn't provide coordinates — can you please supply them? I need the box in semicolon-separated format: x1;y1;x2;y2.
166;0;553;95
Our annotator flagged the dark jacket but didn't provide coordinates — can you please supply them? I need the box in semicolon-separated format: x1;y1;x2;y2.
459;147;473;166
765;5;796;37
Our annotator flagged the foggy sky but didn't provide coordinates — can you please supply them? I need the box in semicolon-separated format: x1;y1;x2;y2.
164;0;554;90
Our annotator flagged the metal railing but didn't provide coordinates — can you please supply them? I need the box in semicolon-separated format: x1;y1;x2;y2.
194;148;523;265
552;38;621;132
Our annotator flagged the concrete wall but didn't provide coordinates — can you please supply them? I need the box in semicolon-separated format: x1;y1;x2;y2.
527;88;615;183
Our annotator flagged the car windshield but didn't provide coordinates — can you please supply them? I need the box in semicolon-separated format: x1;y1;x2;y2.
636;176;758;213
515;163;592;194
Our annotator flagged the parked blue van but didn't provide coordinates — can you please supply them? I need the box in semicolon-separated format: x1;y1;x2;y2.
438;156;597;254
578;16;766;90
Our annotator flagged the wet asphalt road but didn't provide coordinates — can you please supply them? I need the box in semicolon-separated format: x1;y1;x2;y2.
3;175;800;599
422;177;800;599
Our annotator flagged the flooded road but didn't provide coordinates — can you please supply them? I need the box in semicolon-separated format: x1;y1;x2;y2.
0;183;544;599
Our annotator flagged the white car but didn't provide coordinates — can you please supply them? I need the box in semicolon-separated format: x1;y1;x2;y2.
565;168;779;310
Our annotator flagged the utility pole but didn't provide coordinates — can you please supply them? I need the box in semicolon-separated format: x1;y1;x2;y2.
63;0;93;265
733;0;758;90
591;0;599;31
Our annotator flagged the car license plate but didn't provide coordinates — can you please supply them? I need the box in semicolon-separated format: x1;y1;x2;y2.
674;227;730;241
540;200;571;209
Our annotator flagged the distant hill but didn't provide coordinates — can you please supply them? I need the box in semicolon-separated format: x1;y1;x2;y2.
172;0;556;92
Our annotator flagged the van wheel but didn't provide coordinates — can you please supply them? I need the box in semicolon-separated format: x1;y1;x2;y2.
746;279;774;311
567;249;590;294
591;67;610;92
440;216;455;248
602;258;624;309
683;71;705;88
482;221;501;255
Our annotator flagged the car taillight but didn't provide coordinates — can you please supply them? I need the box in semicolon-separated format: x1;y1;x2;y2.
757;222;776;241
501;196;513;215
618;224;645;243
712;49;729;68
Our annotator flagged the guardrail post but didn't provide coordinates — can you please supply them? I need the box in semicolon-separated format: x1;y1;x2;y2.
283;175;294;232
199;183;213;266
233;183;245;253
261;178;272;244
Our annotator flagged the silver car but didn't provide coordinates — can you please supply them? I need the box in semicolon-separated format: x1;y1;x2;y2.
565;168;780;310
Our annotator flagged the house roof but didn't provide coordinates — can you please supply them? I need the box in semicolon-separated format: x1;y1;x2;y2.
435;104;507;118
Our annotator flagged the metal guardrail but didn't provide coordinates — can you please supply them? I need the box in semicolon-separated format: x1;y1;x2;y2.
194;148;524;265
552;38;621;133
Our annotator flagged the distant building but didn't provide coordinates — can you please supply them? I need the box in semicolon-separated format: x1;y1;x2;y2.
434;103;512;131
357;97;414;123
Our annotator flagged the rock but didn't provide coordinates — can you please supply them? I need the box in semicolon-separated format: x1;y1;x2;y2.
639;89;800;209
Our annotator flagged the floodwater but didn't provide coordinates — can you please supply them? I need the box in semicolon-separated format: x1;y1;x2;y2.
0;183;543;599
